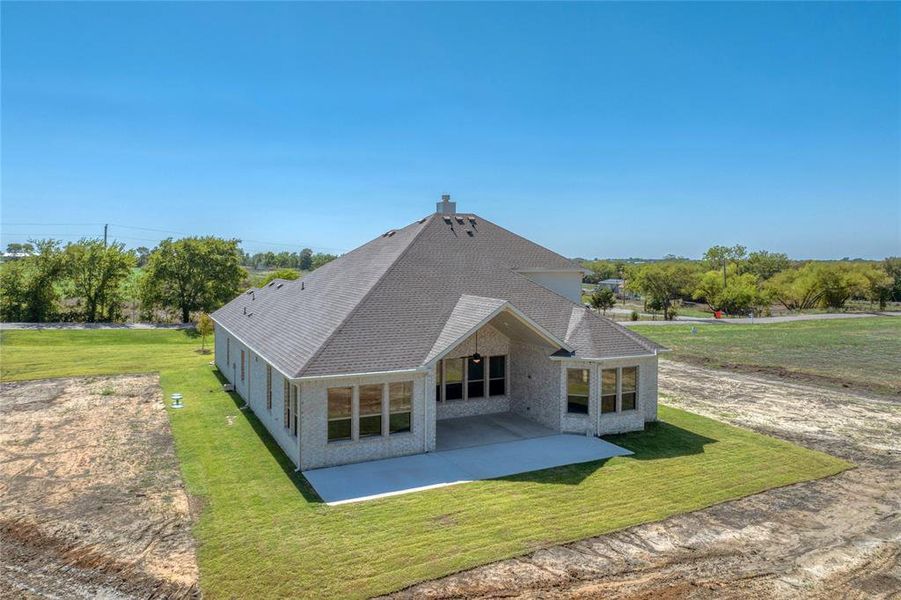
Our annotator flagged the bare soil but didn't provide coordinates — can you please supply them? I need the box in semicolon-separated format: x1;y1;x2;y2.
0;375;199;599
391;361;901;599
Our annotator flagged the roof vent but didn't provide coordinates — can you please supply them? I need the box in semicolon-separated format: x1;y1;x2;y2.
387;230;396;237
468;216;476;224
276;283;283;289
442;216;452;224
267;281;275;287
465;229;474;236
454;215;465;224
301;281;305;290
436;193;456;215
243;306;247;315
418;217;427;224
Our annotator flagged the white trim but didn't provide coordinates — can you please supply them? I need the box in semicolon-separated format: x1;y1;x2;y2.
550;352;657;362
424;302;572;368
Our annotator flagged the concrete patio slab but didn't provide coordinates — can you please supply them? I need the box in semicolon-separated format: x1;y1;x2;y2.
303;434;632;505
436;412;556;451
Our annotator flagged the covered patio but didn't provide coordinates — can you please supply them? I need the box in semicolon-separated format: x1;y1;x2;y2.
303;412;632;505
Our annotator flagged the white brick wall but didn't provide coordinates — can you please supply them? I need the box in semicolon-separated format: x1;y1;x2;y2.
509;340;562;430
214;325;301;466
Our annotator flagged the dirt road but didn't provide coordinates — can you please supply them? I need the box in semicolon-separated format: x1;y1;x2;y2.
392;361;901;599
0;375;199;599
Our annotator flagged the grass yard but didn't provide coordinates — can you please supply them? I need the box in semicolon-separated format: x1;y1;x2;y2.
0;329;850;598
632;317;901;395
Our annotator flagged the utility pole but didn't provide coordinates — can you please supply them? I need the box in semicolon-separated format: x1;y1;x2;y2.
722;259;727;289
103;224;108;247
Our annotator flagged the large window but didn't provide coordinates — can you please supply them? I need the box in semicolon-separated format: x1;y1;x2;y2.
444;358;464;401
567;368;590;414
359;384;383;438
601;369;617;414
467;358;485;399
327;387;352;442
621;367;637;411
240;350;245;382
489;355;506;396
389;381;412;434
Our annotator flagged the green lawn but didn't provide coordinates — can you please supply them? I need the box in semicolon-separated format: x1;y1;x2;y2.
632;317;901;395
0;329;850;598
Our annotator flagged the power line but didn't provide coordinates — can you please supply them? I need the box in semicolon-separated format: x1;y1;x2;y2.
1;222;349;253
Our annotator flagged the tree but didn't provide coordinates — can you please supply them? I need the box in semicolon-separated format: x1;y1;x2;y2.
746;250;790;280
628;262;698;320
693;268;767;314
311;252;338;270
703;245;747;288
298;248;314;271
581;260;618;284
589;287;616;315
65;239;136;322
135;246;152;267
260;268;301;286
0;240;68;322
764;264;823;311
196;312;214;353
882;257;901;302
140;237;244;323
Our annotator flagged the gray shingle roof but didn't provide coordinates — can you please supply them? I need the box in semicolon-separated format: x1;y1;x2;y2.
212;212;663;378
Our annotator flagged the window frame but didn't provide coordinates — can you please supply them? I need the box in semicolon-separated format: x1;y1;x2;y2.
358;384;383;438
327;386;353;442
389;381;413;434
601;368;617;414
466;357;485;399
488;355;506;397
240;349;245;382
566;368;590;415
621;366;638;412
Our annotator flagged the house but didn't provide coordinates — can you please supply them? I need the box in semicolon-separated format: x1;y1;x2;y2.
595;278;637;300
212;196;666;472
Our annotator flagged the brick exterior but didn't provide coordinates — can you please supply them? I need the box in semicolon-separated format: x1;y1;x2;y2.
214;322;659;471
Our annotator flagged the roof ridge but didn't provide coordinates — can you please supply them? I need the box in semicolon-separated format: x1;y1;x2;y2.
293;213;437;377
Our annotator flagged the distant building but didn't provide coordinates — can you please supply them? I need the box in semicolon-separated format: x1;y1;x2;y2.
596;278;637;300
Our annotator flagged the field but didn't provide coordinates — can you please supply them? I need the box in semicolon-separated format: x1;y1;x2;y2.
632;316;901;395
0;329;850;598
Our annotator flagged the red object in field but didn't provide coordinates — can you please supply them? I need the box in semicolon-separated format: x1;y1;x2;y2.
714;311;723;319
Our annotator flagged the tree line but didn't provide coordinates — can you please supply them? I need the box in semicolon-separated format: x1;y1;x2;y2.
583;246;900;320
0;237;338;323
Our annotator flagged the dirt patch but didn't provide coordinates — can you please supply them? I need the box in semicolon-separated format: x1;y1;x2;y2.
390;361;900;599
0;375;199;599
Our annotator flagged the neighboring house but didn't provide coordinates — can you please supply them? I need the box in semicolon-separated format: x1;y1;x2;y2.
212;196;666;471
595;278;637;300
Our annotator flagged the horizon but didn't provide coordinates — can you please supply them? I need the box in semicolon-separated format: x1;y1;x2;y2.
2;2;899;259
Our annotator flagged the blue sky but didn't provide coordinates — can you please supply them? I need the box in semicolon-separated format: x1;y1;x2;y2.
2;2;898;259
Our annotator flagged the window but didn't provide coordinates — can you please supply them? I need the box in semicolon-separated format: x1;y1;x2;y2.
327;387;352;442
389;381;412;434
359;384;383;438
488;355;506;396
266;366;272;410
467;358;485;399
621;367;637;411
226;337;230;364
290;385;299;436
601;369;617;414
567;368;590;414
283;380;290;425
444;358;463;401
240;350;245;382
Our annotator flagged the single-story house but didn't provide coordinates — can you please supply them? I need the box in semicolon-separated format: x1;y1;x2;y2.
212;196;666;472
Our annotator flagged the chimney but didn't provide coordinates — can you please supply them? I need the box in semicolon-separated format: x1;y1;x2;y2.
436;193;456;215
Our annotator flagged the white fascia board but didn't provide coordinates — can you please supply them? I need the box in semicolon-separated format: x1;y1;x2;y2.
549;352;658;362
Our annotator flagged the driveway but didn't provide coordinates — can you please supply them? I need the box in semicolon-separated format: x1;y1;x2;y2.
391;361;900;598
303;430;631;505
